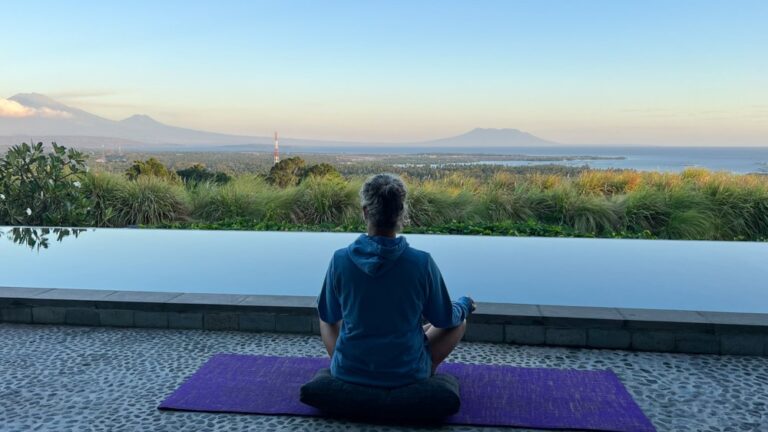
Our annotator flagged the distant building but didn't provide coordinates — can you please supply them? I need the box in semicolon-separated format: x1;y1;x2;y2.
94;144;126;163
105;154;128;162
95;145;107;163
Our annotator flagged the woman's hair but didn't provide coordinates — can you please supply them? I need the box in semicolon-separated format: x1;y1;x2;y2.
360;173;408;231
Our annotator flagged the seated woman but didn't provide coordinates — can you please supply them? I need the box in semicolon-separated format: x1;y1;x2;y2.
316;173;475;388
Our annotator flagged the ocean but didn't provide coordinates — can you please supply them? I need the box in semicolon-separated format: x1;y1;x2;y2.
143;143;768;174
286;145;768;174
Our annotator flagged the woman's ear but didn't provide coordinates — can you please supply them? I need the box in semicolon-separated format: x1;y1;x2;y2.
362;206;368;220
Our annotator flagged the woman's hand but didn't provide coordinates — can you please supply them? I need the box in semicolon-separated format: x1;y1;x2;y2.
457;296;476;315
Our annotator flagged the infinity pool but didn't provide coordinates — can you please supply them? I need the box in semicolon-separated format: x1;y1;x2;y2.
1;227;767;313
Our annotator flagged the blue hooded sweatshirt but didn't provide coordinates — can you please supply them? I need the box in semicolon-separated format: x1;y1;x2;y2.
316;234;472;388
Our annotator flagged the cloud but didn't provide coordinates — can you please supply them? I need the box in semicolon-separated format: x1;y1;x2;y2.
34;107;73;118
0;99;33;117
0;98;72;119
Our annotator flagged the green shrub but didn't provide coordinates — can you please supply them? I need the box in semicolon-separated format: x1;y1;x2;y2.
575;170;643;195
291;176;359;224
112;176;188;225
125;157;179;182
662;189;715;239
114;168;768;240
5;143;768;242
303;163;341;180
623;188;670;235
177;163;231;184
189;176;266;222
84;172;126;227
267;157;306;187
568;195;622;234
267;157;343;187
0;142;90;226
406;181;475;226
535;185;620;234
476;186;536;223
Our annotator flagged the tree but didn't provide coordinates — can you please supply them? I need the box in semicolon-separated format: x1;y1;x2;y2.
303;163;341;180
267;158;343;187
0;142;90;226
126;158;178;181
176;163;231;184
267;156;306;187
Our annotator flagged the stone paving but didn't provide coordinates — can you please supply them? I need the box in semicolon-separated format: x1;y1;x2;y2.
2;323;768;432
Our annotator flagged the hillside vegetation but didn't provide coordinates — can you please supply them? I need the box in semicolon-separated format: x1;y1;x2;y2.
2;143;768;241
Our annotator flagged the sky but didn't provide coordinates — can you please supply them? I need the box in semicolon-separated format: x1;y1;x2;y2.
1;0;767;145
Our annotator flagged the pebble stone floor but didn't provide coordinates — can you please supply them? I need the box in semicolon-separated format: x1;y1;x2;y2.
2;323;768;432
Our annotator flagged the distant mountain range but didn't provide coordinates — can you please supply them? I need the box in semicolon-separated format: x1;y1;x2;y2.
0;93;559;149
420;127;558;147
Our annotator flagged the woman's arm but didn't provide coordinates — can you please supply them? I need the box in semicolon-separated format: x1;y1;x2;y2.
317;255;343;358
319;319;341;357
423;254;474;328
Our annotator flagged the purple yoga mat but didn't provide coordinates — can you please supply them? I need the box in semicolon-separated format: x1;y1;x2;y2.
158;354;656;431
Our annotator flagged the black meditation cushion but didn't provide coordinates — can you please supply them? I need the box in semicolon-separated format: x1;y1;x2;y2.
300;368;460;422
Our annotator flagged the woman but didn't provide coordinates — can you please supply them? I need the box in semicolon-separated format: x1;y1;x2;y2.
316;173;475;388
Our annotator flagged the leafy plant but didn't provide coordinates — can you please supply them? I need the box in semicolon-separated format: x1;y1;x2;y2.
0;142;90;226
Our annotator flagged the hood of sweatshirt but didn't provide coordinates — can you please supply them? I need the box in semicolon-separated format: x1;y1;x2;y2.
346;234;408;277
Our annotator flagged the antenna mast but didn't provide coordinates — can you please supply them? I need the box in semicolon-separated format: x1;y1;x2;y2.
273;131;280;165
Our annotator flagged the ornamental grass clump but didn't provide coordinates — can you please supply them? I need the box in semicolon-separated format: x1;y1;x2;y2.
622;187;670;235
291;176;359;225
476;185;538;223
544;185;622;234
575;170;643;196
405;180;475;227
699;174;768;240
525;173;565;191
112;176;189;225
189;176;267;222
661;189;716;240
84;172;126;227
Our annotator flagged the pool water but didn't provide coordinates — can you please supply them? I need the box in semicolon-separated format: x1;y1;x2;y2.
1;227;767;313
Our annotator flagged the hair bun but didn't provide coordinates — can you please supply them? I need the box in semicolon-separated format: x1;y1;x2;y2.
359;173;408;231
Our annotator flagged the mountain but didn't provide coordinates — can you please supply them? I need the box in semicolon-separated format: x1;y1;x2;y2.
418;128;558;147
114;113;264;146
0;93;558;149
0;93;267;147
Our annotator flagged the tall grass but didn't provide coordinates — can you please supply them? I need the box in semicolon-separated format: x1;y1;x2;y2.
113;177;188;225
85;172;188;226
406;179;476;226
291;176;360;224
188;176;268;222
82;169;768;241
85;172;124;227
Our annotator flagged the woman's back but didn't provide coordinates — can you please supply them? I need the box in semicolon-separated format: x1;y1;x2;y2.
316;173;472;389
318;234;470;388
